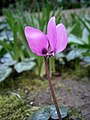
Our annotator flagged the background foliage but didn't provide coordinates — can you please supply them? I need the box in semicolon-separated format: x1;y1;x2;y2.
0;1;90;82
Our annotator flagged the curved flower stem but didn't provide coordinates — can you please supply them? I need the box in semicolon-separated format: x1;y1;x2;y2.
44;57;62;120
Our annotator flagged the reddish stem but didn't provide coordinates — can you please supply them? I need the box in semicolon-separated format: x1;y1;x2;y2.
44;57;62;120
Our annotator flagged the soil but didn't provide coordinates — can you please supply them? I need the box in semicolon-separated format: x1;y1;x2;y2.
30;77;90;120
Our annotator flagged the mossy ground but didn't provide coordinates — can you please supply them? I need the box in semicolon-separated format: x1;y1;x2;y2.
0;68;89;120
61;67;89;81
0;74;48;120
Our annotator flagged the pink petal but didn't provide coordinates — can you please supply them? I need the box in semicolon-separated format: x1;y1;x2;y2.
55;24;68;54
24;26;49;56
47;17;57;51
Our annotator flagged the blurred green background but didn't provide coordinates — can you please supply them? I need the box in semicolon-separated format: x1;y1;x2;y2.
0;0;90;15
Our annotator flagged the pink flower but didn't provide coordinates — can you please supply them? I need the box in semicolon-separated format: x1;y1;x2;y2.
24;17;68;57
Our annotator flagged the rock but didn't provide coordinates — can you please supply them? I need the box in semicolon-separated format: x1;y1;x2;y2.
69;115;76;120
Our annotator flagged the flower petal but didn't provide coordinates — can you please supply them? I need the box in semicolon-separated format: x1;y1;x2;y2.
47;17;57;51
24;26;48;56
55;24;68;54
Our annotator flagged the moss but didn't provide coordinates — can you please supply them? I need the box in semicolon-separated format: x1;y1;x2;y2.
0;74;48;120
67;107;84;120
0;95;29;120
0;94;42;120
0;75;48;92
62;68;88;81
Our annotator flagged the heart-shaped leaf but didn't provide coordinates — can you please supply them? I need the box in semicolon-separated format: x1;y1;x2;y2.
30;105;69;120
14;61;36;73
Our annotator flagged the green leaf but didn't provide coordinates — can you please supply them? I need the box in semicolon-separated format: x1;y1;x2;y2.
67;24;76;35
14;60;36;73
3;60;16;67
30;105;69;120
0;47;7;58
83;57;90;63
76;14;90;32
55;53;65;60
31;107;50;120
0;66;12;82
82;52;90;56
51;106;69;119
66;49;84;61
0;40;15;59
82;28;89;44
68;34;84;45
24;57;36;62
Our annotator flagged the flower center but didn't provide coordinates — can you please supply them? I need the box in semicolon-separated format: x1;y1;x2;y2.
42;43;55;57
42;48;47;54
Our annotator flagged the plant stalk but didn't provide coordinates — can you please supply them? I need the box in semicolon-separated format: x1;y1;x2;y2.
44;57;62;120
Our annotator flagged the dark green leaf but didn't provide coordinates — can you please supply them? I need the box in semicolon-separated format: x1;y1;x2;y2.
30;105;69;120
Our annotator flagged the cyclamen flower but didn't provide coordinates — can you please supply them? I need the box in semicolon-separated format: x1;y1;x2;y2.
24;17;68;57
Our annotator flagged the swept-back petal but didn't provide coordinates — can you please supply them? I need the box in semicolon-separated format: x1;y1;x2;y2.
47;17;57;51
55;24;68;54
24;26;48;56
